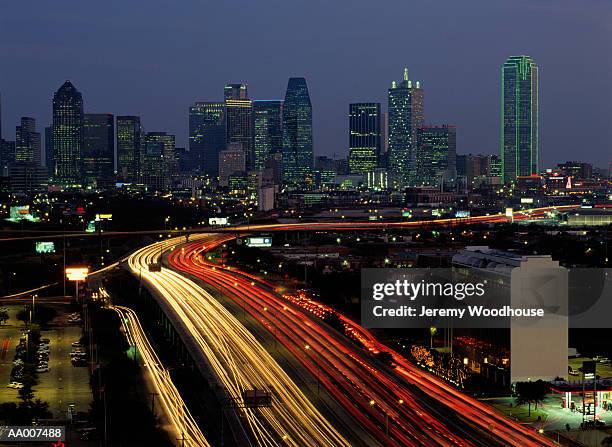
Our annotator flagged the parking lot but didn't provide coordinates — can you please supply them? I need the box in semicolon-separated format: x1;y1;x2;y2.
0;305;27;401
569;357;612;379
0;303;92;419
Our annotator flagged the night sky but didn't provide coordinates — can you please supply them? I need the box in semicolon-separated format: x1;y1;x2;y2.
1;0;611;167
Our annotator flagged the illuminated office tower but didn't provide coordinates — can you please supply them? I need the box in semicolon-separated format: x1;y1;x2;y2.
219;142;246;187
82;113;114;189
143;132;175;191
116;116;143;183
224;83;253;168
348;103;381;175
501;55;538;183
387;68;423;188
189;102;225;177
253;100;283;171
416;125;456;186
12;117;45;194
0;93;15;174
282;77;313;185
52;80;84;184
44;126;52;171
15;117;41;165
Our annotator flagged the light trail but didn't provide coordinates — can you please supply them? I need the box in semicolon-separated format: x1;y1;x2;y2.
172;238;485;447
112;305;211;447
169;228;560;447
127;238;352;447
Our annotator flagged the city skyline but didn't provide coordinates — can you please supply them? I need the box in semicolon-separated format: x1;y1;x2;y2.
1;1;611;168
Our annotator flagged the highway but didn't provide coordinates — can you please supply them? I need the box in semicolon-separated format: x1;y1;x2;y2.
127;238;352;447
167;226;560;447
0;204;585;243
112;305;211;447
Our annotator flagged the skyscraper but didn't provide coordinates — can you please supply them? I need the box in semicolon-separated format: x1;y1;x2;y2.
224;84;253;169
416;125;456;186
12;117;46;194
0;92;3;141
219;142;246;187
501;55;538;183
282;77;313;185
0;92;15;175
82;113;114;189
15;117;41;165
52;80;84;184
253;100;283;171
143;132;175;190
348;103;381;175
387;68;424;188
188;102;225;177
44;126;52;170
117;116;143;183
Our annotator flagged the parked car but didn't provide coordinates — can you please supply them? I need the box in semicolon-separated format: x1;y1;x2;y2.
40;338;50;343
71;358;87;366
7;381;24;389
36;365;49;373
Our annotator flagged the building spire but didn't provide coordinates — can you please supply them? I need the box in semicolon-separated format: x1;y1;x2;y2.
403;67;409;81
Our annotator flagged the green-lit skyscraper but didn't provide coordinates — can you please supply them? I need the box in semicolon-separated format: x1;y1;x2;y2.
387;68;424;188
253;100;283;171
501;55;538;183
52;80;83;185
282;77;313;185
348;103;381;175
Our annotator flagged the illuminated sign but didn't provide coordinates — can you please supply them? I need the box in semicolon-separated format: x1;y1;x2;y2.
95;213;113;221
35;241;55;254
209;217;229;226
66;267;89;281
505;207;514;219
520;198;534;204
455;210;470;218
245;237;272;248
9;205;30;220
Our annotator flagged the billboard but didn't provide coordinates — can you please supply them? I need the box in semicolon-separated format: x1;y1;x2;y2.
35;241;56;254
245;237;272;248
209;217;229;226
455;210;471;218
10;205;30;220
520;197;534;204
